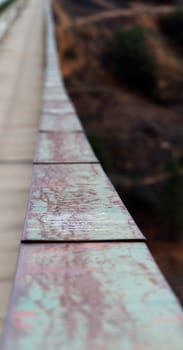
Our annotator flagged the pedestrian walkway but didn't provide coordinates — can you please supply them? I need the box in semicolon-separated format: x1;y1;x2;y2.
0;0;43;336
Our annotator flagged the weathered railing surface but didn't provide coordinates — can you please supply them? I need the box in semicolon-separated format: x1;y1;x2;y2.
1;0;183;349
0;0;25;40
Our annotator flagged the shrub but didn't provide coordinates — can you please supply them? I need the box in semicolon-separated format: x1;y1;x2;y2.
64;46;77;60
157;157;183;241
88;133;111;171
161;7;183;47
107;26;157;96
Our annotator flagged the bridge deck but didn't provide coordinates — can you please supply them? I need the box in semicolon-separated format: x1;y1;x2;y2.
0;0;43;336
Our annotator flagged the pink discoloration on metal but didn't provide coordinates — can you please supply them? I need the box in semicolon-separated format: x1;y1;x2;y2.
22;164;144;241
34;131;98;163
2;243;183;350
43;89;69;102
40;109;82;132
2;1;183;349
43;101;75;115
43;82;70;101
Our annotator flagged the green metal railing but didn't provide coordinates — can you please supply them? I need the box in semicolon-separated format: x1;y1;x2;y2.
1;1;183;349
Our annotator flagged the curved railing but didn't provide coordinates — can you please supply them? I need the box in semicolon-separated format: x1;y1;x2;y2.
2;0;183;348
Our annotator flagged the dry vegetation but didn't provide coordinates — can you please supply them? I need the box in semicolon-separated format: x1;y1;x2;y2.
53;0;183;302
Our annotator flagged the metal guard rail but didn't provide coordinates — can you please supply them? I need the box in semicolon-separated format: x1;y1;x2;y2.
1;0;183;349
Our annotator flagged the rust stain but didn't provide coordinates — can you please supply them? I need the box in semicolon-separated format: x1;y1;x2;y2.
43;100;75;114
40;109;82;132
34;131;98;163
22;164;144;241
2;243;183;350
2;1;183;349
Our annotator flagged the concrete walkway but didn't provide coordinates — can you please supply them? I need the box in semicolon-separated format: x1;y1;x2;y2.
0;0;44;336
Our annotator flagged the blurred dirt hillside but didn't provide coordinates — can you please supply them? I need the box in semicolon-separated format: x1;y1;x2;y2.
53;0;183;303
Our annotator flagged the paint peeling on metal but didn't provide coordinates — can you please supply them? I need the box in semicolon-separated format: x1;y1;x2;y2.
2;1;183;349
43;88;68;103
43;100;75;115
2;243;183;350
22;164;144;241
34;132;98;163
40;110;83;132
43;85;70;102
